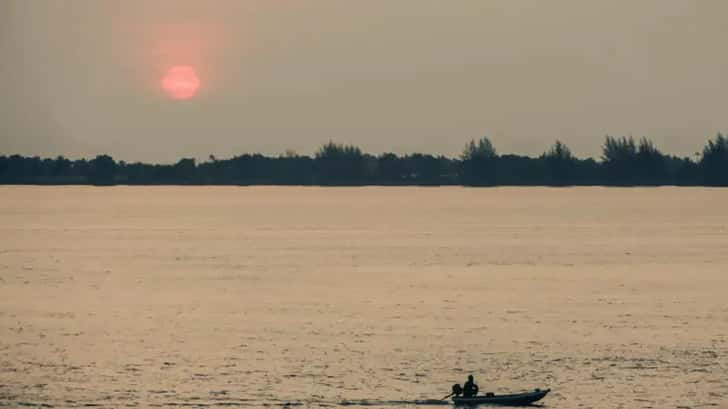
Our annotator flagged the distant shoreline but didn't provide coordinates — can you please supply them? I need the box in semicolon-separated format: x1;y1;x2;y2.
2;135;727;186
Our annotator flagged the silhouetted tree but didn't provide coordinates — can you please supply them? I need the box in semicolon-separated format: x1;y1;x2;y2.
173;158;196;184
668;155;700;185
275;152;315;185
700;133;728;186
376;153;406;184
89;154;116;185
462;137;497;160
52;156;72;178
601;136;638;185
461;136;498;185
634;137;667;185
404;153;442;185
542;140;576;185
315;141;366;185
497;154;546;185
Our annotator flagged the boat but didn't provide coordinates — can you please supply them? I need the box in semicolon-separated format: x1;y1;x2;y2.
452;388;550;406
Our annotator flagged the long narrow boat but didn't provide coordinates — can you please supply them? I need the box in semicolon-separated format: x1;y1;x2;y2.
452;388;550;406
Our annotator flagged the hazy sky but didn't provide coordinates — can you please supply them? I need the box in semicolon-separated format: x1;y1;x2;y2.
2;1;727;162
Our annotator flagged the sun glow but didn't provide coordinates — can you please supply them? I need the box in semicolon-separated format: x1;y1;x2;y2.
162;65;201;100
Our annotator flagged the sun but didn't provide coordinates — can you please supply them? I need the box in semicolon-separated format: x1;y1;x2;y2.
161;65;201;100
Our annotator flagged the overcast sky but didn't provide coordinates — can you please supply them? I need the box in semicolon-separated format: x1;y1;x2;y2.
1;0;727;162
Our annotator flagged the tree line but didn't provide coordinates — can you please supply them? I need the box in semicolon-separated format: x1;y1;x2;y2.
1;134;726;186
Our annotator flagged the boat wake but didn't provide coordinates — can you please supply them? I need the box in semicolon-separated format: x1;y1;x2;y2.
339;399;450;406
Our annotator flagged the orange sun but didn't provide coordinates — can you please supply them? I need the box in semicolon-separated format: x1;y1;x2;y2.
162;65;200;100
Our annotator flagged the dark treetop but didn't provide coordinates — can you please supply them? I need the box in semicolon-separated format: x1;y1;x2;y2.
1;135;727;186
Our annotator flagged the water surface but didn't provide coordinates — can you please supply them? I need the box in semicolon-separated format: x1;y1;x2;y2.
1;186;727;408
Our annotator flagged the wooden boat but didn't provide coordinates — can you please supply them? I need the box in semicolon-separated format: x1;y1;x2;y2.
452;388;550;406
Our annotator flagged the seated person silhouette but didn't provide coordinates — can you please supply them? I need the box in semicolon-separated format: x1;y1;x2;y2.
463;375;479;397
451;383;463;397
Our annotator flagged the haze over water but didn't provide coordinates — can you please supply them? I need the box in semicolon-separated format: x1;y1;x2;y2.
1;186;727;408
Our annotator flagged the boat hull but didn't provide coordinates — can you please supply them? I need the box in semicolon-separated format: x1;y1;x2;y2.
452;388;550;406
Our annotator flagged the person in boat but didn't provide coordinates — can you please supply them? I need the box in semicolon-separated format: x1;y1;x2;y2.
451;383;463;397
463;375;479;397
